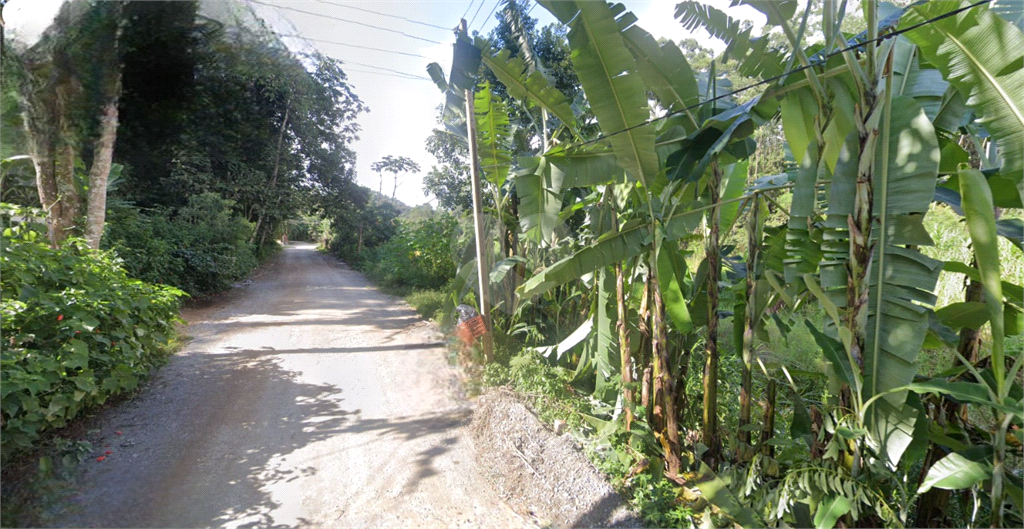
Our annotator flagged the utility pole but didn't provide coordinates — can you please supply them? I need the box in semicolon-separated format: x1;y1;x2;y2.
460;19;493;362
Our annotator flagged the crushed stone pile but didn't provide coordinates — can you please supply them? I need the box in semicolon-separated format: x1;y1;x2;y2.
469;389;642;529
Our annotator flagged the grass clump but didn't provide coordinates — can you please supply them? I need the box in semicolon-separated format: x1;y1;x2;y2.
405;289;447;321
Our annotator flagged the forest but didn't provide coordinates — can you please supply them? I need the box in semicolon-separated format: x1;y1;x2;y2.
2;0;1023;527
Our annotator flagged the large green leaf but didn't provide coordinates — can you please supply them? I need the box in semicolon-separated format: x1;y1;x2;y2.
515;157;565;245
959;167;1006;385
519;206;705;298
478;46;579;137
780;87;819;167
617;15;701;127
814;495;853;529
820;98;941;466
539;0;659;186
658;241;693;333
903;1;1024;174
615;21;700;129
918;445;994;493
450;34;482;92
515;147;621;244
519;218;649;298
693;462;766;528
665;107;755;184
589;269;618;402
474;82;512;189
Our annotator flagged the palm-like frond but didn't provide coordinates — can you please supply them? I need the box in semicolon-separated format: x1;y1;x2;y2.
474;82;512;189
478;46;579;137
903;0;1024;174
538;0;658;186
675;1;789;80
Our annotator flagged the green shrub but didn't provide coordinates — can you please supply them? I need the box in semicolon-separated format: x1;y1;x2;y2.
405;289;447;320
1;227;185;461
353;212;461;293
103;193;258;296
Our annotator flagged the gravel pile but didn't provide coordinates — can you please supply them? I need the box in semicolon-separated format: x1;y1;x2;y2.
469;390;642;528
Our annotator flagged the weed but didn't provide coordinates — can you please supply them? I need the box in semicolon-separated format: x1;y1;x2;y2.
405;289;447;321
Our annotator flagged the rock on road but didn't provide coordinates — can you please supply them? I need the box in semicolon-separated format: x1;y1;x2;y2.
59;243;526;528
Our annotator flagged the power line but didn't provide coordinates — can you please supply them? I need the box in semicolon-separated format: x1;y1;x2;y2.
478;0;501;32
468;0;488;29
462;0;477;20
277;33;432;59
342;67;431;81
339;59;431;80
311;0;453;31
276;28;433;80
248;0;444;44
569;0;990;150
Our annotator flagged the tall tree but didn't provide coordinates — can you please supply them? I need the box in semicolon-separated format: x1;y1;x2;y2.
371;155;420;200
9;0;124;248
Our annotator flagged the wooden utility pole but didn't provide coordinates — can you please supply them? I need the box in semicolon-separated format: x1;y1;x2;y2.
461;19;494;362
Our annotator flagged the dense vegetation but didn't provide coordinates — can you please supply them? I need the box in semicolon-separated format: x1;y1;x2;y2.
0;213;184;461
1;0;1022;527
406;0;1024;527
0;0;377;468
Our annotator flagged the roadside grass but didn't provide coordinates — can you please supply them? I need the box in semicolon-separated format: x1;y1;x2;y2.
405;289;447;321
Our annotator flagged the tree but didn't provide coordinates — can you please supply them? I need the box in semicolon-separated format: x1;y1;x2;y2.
422;129;473;211
370;155;420;200
8;0;125;248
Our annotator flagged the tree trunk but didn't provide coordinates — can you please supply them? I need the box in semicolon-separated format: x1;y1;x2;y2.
85;101;120;249
739;196;762;448
650;255;683;475
615;261;633;431
760;379;777;459
638;270;654;425
702;162;723;467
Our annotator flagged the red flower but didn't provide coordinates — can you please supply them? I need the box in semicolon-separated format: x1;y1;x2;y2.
96;456;106;462
57;314;64;321
115;431;122;435
104;450;112;455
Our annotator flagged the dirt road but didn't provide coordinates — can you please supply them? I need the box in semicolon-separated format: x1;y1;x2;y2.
58;243;526;528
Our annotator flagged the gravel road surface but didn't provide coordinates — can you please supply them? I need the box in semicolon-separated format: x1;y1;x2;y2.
57;243;526;528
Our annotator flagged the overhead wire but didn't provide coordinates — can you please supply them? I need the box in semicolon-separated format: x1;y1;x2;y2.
341;67;431;81
478;0;501;32
273;25;434;81
248;0;444;44
276;33;432;59
337;59;431;80
311;0;452;30
467;0;488;29
462;0;477;21
567;0;991;149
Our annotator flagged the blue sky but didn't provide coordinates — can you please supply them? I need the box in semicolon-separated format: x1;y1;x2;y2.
4;0;760;206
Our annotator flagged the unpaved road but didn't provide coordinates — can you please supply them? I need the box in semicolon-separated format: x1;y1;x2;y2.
58;243;526;528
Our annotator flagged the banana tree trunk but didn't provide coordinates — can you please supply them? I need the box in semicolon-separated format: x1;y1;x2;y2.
702;161;723;467
739;196;762;448
651;256;683;475
760;379;777;459
615;261;634;431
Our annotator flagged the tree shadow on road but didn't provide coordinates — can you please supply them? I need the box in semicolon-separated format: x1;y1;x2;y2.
54;349;476;528
54;351;352;528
